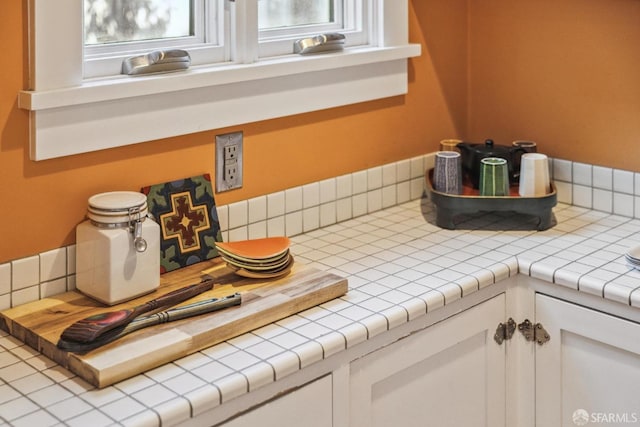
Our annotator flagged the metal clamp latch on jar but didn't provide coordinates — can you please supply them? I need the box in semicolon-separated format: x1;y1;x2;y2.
129;207;148;253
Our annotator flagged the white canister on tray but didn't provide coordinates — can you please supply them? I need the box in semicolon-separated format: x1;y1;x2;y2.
76;191;160;305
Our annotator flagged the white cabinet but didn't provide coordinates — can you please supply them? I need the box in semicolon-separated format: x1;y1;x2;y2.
534;294;640;427
211;287;640;427
219;375;333;427
349;294;507;427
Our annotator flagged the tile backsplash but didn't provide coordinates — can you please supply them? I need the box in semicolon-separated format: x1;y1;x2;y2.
1;154;639;310
552;159;640;218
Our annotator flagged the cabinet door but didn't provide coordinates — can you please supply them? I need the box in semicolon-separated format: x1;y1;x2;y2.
349;294;506;427
221;375;333;427
535;294;640;427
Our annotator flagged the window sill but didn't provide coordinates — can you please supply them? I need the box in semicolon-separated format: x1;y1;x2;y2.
19;44;421;160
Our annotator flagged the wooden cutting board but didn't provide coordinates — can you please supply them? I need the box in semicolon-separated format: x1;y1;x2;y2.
0;258;347;388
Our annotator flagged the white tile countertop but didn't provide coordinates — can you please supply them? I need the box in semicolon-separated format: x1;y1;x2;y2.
2;197;640;426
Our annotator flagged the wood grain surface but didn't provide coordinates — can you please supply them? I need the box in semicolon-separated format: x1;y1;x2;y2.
0;258;347;388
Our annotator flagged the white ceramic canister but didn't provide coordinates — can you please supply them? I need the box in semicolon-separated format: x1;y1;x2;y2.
76;191;160;305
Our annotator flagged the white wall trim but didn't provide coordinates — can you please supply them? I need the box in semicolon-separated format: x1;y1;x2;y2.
21;0;419;161
21;46;419;161
19;46;419;111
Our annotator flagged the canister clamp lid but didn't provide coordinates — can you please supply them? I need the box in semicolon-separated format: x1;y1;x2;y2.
87;191;148;224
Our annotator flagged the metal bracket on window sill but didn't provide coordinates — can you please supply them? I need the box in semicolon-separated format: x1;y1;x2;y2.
122;49;191;76
294;33;345;55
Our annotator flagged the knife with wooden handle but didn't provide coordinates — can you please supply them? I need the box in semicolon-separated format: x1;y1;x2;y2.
57;293;242;353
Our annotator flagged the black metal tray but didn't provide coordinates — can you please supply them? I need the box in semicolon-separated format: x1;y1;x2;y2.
425;169;557;230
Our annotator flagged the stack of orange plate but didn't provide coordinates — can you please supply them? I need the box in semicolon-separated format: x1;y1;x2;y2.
215;237;293;279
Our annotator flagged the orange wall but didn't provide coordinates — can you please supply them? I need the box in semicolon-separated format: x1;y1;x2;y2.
467;0;640;168
3;1;640;264
0;1;468;263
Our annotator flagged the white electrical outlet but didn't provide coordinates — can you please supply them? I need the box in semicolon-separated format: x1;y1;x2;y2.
215;132;243;192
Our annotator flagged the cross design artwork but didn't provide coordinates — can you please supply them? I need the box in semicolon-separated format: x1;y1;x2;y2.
142;174;222;273
160;192;210;252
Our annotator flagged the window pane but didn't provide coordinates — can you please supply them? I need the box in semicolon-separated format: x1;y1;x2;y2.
258;0;334;30
84;0;193;45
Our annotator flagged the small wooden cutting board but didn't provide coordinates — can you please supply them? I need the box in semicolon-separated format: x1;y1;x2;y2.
0;258;347;388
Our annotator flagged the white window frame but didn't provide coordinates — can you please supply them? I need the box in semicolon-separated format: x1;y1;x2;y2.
84;0;226;78
257;0;367;58
19;0;420;161
258;0;344;35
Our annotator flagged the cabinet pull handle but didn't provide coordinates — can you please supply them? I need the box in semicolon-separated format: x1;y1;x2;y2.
518;319;551;345
494;318;516;345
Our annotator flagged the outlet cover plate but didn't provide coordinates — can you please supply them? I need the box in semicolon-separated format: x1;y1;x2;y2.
215;131;243;192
